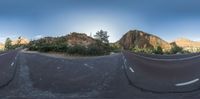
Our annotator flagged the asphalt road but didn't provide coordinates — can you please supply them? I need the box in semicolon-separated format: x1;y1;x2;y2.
1;50;200;98
122;51;200;92
0;50;18;87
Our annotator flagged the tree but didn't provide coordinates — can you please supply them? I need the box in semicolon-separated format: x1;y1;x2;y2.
152;46;163;54
5;38;12;50
94;30;109;44
170;45;183;54
17;36;22;45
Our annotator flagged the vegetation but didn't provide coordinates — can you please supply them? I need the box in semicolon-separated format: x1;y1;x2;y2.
131;46;155;54
130;44;187;55
5;38;12;50
153;46;163;54
94;30;109;44
110;43;121;53
28;31;112;56
170;45;183;54
4;37;28;50
28;37;68;52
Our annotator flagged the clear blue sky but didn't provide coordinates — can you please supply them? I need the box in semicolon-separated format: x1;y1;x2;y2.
0;0;200;43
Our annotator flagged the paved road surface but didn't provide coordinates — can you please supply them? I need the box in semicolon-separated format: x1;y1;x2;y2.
122;51;200;93
0;50;18;87
1;50;200;98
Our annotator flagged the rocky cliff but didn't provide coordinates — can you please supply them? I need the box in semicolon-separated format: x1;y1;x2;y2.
66;32;96;47
117;30;171;51
172;38;200;52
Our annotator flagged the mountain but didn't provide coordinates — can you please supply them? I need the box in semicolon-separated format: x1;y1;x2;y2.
0;43;4;50
11;37;29;45
172;38;200;52
117;30;171;51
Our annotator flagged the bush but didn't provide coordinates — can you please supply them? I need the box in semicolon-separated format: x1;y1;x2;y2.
170;45;183;54
53;43;68;52
28;35;112;56
131;46;154;54
87;44;105;55
67;45;87;55
153;46;163;54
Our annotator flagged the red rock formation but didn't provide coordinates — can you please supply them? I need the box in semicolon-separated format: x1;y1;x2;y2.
117;30;171;51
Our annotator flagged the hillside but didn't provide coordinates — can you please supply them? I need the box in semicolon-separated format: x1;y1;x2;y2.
117;30;171;51
172;38;200;52
66;32;96;47
28;32;110;55
31;32;96;48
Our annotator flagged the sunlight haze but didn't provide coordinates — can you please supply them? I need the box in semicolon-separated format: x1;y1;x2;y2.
0;0;200;43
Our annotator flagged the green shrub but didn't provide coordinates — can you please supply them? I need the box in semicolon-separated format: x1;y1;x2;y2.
153;46;163;54
87;44;105;55
67;45;87;55
170;45;183;54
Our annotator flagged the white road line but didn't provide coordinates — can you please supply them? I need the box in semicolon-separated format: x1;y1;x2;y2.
84;63;93;69
0;53;8;56
15;56;17;60
175;78;199;86
123;59;127;69
129;67;134;72
122;53;135;73
11;62;14;66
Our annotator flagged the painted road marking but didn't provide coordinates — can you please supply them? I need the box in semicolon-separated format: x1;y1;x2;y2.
15;56;17;60
84;63;93;69
0;53;8;56
123;59;127;69
11;62;14;66
122;53;135;73
129;67;134;72
175;78;199;86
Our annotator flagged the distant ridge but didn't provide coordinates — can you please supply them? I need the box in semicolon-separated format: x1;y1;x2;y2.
171;38;200;52
0;42;4;50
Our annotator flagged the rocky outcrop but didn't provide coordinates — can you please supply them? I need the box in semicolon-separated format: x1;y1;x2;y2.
117;30;171;51
172;38;200;52
66;32;96;47
31;32;97;48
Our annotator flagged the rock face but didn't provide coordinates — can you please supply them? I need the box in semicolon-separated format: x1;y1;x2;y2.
31;32;97;48
12;37;29;45
0;43;4;50
117;30;171;51
66;32;96;47
172;38;200;52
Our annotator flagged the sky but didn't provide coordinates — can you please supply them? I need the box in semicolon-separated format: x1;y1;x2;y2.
0;0;200;43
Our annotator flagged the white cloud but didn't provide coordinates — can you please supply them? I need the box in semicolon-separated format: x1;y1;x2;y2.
33;35;43;40
0;37;6;44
